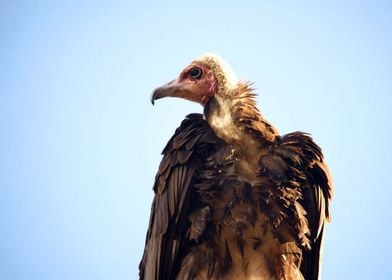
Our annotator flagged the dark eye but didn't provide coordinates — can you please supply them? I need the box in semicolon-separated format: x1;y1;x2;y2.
188;67;203;79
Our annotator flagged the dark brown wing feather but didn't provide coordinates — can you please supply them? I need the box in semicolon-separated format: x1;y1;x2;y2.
139;114;223;280
276;132;332;280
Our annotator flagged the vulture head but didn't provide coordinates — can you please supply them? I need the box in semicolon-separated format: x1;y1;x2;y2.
151;53;278;148
151;53;239;106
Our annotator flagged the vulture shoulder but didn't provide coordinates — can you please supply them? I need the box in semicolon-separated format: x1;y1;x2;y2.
273;132;333;280
139;113;224;280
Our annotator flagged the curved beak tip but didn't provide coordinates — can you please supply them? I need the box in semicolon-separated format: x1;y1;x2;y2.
150;80;182;106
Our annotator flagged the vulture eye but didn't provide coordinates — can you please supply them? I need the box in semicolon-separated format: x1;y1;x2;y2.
188;67;203;80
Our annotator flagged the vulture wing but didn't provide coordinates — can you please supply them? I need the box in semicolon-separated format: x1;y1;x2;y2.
139;114;222;280
276;132;333;280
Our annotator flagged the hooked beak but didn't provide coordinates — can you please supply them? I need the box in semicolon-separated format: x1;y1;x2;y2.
150;80;179;105
151;79;209;106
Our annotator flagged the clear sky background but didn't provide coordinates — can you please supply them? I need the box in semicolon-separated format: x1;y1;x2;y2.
0;1;391;279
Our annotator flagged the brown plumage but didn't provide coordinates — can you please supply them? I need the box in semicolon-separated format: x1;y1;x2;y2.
139;54;332;280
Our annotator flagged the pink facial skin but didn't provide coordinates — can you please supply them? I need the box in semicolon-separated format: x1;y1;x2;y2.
177;63;218;105
151;63;218;106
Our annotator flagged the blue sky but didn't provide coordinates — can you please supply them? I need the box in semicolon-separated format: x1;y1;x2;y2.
0;0;391;279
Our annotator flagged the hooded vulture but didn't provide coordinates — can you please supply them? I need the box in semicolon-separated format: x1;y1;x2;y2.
139;53;333;280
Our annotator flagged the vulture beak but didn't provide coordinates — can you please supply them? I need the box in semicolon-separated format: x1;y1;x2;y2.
151;79;178;105
151;79;206;105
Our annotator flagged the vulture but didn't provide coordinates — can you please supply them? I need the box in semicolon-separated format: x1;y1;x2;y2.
139;53;332;280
